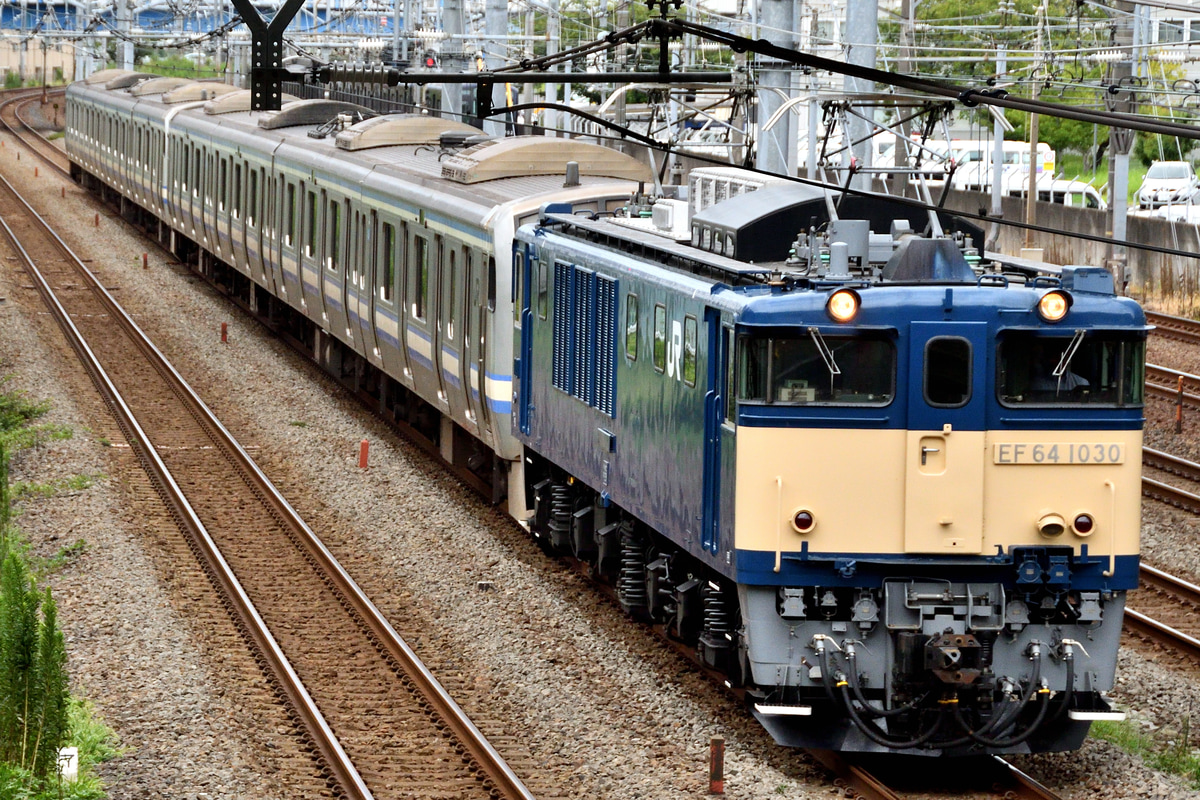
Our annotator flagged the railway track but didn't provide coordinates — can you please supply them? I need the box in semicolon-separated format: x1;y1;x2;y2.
0;88;69;176
809;751;1065;800
1145;309;1200;345
1127;564;1200;663
0;92;537;800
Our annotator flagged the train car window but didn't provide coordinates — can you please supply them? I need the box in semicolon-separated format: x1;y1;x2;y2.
653;304;667;373
513;250;524;323
739;334;894;405
625;294;638;361
683;316;698;387
193;148;201;197
448;249;459;339
414;236;428;320
327;198;340;271
233;164;242;219
285;183;295;245
997;331;1146;407
181;147;189;194
924;337;972;408
487;256;496;312
537;261;548;320
219;160;227;211
380;222;395;302
306;190;316;256
248;171;258;227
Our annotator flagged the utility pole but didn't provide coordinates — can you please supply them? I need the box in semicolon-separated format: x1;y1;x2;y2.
844;0;878;191
482;0;506;136
441;0;464;120
545;0;561;136
756;0;795;175
1107;0;1136;289
987;47;1006;251
895;0;915;197
1024;1;1044;249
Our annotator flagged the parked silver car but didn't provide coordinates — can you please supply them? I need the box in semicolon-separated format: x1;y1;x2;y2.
1137;160;1200;209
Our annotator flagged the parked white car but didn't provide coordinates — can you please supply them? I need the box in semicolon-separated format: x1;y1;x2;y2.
1137;161;1200;209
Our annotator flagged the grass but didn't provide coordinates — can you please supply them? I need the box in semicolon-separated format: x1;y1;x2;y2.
12;474;100;500
0;699;120;800
1055;153;1151;205
1092;717;1200;789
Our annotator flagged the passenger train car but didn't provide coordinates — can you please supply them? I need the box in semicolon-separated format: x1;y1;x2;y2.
67;70;1146;755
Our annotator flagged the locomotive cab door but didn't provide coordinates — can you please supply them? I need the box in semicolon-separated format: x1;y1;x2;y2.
903;321;988;554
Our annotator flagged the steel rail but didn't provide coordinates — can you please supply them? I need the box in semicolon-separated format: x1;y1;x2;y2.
0;157;536;800
1145;310;1200;345
0;89;69;176
1124;608;1200;661
990;756;1067;800
0;174;375;800
1141;563;1200;605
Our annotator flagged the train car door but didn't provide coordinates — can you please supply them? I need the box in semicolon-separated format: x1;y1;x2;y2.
701;309;728;555
354;211;382;365
461;248;486;435
516;244;535;436
247;166;266;286
431;235;450;408
322;194;351;340
903;321;988;554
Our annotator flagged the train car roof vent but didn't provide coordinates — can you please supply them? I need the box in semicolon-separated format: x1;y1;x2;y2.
85;68;136;86
334;114;481;151
203;89;300;115
163;81;241;104
881;237;976;282
1061;266;1115;295
440;136;653;185
107;73;160;90
130;77;193;96
257;99;374;130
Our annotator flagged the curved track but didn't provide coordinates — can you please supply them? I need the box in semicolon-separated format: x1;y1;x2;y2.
0;89;537;800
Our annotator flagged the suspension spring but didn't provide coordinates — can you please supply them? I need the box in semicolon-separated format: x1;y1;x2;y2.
617;527;648;611
702;582;733;640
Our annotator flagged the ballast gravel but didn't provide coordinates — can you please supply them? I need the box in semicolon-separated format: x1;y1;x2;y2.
0;114;1197;798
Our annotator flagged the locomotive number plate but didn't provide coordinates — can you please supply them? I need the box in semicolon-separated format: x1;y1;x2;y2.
993;443;1125;465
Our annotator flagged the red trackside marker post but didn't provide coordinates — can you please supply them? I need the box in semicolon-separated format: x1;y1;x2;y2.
33;166;37;177
709;736;725;794
358;439;369;469
220;322;227;343
60;186;64;198
143;253;148;270
1177;376;1185;434
94;213;99;227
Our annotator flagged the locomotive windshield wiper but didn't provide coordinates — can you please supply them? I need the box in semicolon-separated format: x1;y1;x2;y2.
808;327;842;379
1052;329;1086;380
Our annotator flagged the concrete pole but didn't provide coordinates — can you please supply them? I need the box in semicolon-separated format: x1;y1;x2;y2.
120;0;134;70
483;0;506;136
756;0;794;175
545;0;560;135
1107;0;1136;288
988;47;1007;250
441;0;463;121
1024;2;1044;248
844;0;878;191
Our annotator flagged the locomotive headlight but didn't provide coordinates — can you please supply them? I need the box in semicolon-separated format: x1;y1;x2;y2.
826;289;860;323
1036;290;1071;323
1037;512;1066;537
790;508;816;534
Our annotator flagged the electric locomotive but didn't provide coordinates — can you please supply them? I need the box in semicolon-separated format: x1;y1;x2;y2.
513;177;1145;754
64;71;1145;755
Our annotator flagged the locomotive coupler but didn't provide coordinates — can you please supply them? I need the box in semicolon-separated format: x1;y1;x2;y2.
924;629;983;685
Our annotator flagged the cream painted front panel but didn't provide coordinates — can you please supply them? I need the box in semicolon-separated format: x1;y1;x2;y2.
735;427;908;555
983;429;1142;557
903;430;985;554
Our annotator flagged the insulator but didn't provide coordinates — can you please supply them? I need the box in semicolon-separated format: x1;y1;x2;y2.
617;527;647;612
322;61;395;87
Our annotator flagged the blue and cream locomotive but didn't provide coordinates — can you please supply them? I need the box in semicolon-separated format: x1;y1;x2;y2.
65;70;1145;755
513;182;1145;753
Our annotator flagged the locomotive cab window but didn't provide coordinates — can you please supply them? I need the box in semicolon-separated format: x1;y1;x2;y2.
739;332;895;405
924;336;972;408
625;293;638;361
998;331;1146;407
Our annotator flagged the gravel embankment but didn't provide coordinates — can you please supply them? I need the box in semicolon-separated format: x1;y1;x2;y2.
1;107;1197;798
